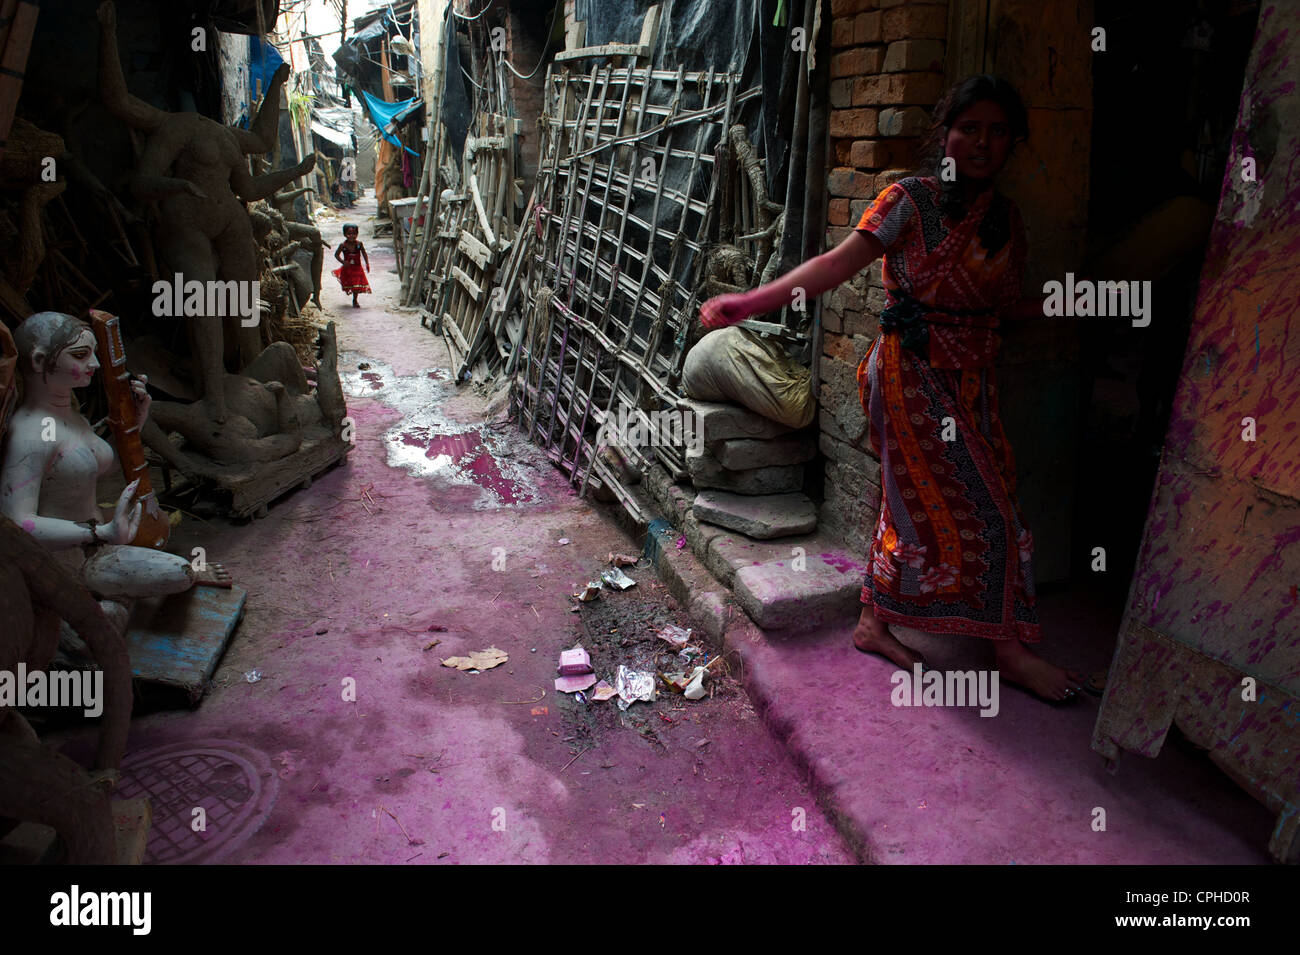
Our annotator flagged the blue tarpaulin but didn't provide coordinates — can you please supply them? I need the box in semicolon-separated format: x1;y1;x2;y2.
248;35;284;102
359;89;420;157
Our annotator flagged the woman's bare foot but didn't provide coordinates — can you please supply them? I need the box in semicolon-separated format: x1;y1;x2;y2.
994;639;1084;702
193;562;233;588
852;606;925;669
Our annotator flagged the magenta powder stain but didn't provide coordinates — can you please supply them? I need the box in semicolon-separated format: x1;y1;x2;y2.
418;430;528;505
21;519;35;532
820;553;866;574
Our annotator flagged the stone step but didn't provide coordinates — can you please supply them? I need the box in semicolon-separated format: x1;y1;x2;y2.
693;490;817;540
712;434;816;470
686;446;803;495
732;555;866;630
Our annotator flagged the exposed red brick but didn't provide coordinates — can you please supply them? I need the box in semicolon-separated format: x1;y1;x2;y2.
830;0;879;15
827;197;851;226
882;38;945;73
831;47;875;78
828;166;875;198
829;78;853;109
883;4;948;41
853;10;882;44
849;139;891;168
826;225;856;247
829;108;879;138
853;71;946;106
833;139;854;164
831;17;855;48
878;105;931;137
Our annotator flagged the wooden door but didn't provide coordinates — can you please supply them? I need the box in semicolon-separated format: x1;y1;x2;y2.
1091;3;1300;864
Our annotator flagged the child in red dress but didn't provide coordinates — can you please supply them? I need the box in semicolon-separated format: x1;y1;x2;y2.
332;224;371;307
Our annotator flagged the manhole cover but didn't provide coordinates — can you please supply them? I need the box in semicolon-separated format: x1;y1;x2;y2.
116;740;278;864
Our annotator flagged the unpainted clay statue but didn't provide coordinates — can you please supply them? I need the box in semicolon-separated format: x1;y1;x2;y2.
97;1;316;422
0;313;231;640
139;322;347;477
0;512;131;863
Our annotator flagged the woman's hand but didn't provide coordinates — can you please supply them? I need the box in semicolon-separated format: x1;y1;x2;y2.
130;374;151;428
700;293;751;330
105;479;142;545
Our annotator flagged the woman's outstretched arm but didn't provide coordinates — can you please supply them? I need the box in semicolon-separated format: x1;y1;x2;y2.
701;230;884;329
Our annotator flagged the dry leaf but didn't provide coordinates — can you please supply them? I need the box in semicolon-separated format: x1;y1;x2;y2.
441;647;509;671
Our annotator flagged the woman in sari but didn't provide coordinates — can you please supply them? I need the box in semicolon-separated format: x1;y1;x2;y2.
700;75;1085;702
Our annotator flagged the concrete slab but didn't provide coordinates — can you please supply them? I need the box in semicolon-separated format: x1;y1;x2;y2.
712;435;816;470
732;557;864;630
681;399;795;442
686;447;803;495
694;490;818;539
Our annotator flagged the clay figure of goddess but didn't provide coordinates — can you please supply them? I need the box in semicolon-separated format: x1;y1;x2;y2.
98;1;316;422
1;313;231;641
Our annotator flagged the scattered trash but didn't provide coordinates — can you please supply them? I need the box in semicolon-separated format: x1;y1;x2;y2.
558;646;593;675
660;671;690;693
426;624;449;632
358;362;371;370
676;535;686;549
591;680;617;702
555;673;598;693
244;669;263;684
678;645;705;663
614;665;656;710
656;624;693;647
558;538;570;545
422;639;442;651
574;691;589;706
530;648;537;653
441;648;509;671
574;580;602;602
607;552;638;567
601;567;637;590
695;738;711;748
683;666;707;701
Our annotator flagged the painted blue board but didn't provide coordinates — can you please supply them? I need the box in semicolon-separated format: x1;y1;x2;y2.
125;586;247;704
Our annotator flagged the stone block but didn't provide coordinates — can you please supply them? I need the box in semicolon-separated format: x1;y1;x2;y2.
680;399;795;443
882;38;945;73
828;166;875;198
878;106;932;137
687;446;804;495
711;435;816;470
732;557;865;630
693;490;818;540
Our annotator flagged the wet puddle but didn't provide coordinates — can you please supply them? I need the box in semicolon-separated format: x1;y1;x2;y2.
340;356;539;508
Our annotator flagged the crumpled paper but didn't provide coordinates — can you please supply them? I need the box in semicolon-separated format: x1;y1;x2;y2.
601;567;637;590
614;665;656;711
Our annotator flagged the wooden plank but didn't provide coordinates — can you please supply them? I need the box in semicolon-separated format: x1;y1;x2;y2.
554;43;650;63
124;586;248;704
458;230;492;269
453;265;483;301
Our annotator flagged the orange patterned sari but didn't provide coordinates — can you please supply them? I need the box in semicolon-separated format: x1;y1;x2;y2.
855;175;1038;640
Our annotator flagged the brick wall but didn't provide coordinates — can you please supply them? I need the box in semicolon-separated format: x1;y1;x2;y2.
507;7;547;183
819;0;948;553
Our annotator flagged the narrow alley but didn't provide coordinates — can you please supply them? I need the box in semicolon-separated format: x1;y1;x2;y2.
57;200;851;865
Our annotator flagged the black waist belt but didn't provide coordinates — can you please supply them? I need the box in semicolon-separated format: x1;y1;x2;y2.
879;292;996;356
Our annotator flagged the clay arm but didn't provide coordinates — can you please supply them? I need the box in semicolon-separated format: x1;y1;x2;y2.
232;63;290;155
232;153;317;202
131;124;203;201
97;2;167;132
274;186;315;204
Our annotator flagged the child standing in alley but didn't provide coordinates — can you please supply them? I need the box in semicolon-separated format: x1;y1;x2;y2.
332;224;370;307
